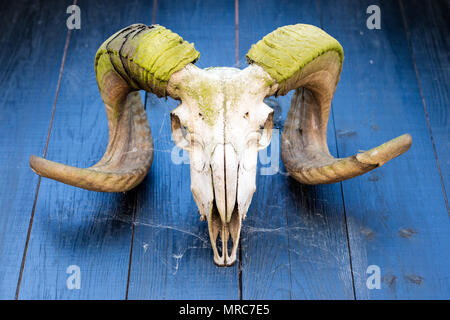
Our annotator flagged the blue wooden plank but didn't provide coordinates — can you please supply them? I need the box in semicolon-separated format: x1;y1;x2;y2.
239;0;354;299
320;0;450;299
0;0;69;299
402;0;449;210
18;0;153;299
127;0;240;299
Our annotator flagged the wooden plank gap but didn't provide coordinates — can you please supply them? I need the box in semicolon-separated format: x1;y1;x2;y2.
125;192;138;300
317;0;356;300
125;0;158;299
316;0;323;27
152;0;157;25
329;44;358;303
284;208;294;299
235;0;239;67
398;0;449;217
14;0;77;299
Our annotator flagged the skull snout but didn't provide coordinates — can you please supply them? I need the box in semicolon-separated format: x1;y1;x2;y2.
209;143;241;266
211;144;238;223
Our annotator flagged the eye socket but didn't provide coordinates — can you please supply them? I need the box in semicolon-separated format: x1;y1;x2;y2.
170;112;191;151
181;124;189;138
257;111;274;150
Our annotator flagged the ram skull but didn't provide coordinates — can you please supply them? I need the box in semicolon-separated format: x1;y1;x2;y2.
30;24;412;266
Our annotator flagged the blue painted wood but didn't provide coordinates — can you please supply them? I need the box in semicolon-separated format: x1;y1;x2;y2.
402;0;449;209
239;0;354;299
320;0;450;299
0;0;69;299
3;0;448;300
18;0;153;299
127;0;240;299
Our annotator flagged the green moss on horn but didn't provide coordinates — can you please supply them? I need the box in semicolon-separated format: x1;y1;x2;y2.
246;24;343;89
95;24;200;97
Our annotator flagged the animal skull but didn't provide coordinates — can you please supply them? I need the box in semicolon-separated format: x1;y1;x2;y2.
168;65;275;265
30;24;412;266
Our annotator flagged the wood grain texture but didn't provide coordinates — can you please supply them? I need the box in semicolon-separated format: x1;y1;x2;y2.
401;0;449;210
2;0;448;300
18;0;153;299
320;0;450;299
239;0;354;299
0;0;69;299
126;0;240;299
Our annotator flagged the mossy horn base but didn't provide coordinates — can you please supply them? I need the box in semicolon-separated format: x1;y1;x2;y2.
30;24;199;192
247;24;412;184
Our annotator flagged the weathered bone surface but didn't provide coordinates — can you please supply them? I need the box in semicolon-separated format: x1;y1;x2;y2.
29;23;412;266
168;64;274;266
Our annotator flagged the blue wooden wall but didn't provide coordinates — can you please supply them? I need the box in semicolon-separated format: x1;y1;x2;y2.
0;0;448;299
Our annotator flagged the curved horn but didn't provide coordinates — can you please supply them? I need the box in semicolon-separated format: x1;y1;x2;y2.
246;24;412;184
30;24;199;191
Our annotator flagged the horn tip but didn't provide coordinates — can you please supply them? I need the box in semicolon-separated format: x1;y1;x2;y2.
356;133;412;166
29;155;47;176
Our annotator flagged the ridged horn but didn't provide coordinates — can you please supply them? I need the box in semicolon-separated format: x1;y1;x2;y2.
30;24;200;192
246;24;412;184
